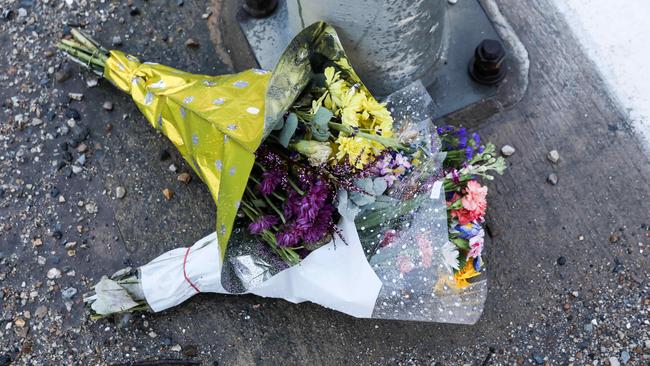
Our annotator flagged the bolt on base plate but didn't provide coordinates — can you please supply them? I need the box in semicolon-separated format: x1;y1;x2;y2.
237;0;528;124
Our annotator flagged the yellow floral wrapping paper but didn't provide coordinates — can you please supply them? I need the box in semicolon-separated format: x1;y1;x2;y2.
104;50;271;260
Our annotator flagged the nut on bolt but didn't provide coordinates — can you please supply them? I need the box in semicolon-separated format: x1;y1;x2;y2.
243;0;278;18
469;39;507;85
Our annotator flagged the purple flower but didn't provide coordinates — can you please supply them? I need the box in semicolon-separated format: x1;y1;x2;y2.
451;169;461;184
302;204;335;243
276;230;301;247
457;136;468;149
394;153;412;169
465;145;474;161
248;215;279;234
283;190;301;220
258;169;283;196
472;132;480;145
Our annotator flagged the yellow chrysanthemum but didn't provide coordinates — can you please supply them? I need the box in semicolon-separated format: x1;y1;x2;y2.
335;136;384;169
324;66;349;109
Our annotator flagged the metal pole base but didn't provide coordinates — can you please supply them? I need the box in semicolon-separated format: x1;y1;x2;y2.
237;0;528;124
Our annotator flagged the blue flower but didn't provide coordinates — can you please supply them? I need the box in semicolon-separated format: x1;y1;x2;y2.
465;145;474;161
458;136;468;149
473;257;482;272
455;222;482;239
472;132;480;145
454;127;467;137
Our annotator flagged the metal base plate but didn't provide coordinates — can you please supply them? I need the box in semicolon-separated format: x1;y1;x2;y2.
237;0;528;122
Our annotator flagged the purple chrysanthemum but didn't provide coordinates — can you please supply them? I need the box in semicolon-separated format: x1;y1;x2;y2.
302;204;335;243
248;215;280;234
283;190;301;220
258;169;283;196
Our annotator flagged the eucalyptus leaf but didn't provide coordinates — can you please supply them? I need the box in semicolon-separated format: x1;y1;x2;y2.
278;113;298;147
350;178;376;206
310;107;332;142
372;177;388;196
336;189;361;221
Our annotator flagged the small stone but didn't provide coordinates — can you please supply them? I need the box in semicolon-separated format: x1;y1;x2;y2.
148;331;157;338
112;36;122;46
14;318;25;328
185;38;200;48
176;0;184;5
168;164;177;173
547;173;558;185
584;323;593;332
171;344;182;352
85;202;98;214
71;165;83;174
162;188;174;201
182;345;198;357
65;108;81;121
609;234;619;243
201;11;212;19
448;0;458;4
31;118;43;127
46;268;62;279
68;92;83;101
34;306;47;319
2;9;14;20
58;195;66;203
620;351;630;364
102;101;114;111
608;357;620;366
501;145;515;156
532;353;544;365
562;302;571;311
86;78;98;88
547;150;560;163
557;256;566;265
177;172;191;184
61;287;77;299
64;241;77;250
32;238;43;247
116;186;126;199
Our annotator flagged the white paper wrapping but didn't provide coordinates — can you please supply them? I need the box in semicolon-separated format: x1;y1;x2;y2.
140;217;383;317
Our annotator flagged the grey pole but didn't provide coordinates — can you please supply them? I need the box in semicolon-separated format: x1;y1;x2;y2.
285;0;449;95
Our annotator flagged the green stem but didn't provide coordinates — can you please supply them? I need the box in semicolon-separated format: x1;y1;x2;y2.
263;195;286;224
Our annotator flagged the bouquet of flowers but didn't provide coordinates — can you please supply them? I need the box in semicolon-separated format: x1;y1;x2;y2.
59;22;505;324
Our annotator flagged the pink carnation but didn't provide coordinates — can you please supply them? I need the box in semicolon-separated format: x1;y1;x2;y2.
416;234;433;268
451;180;488;225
